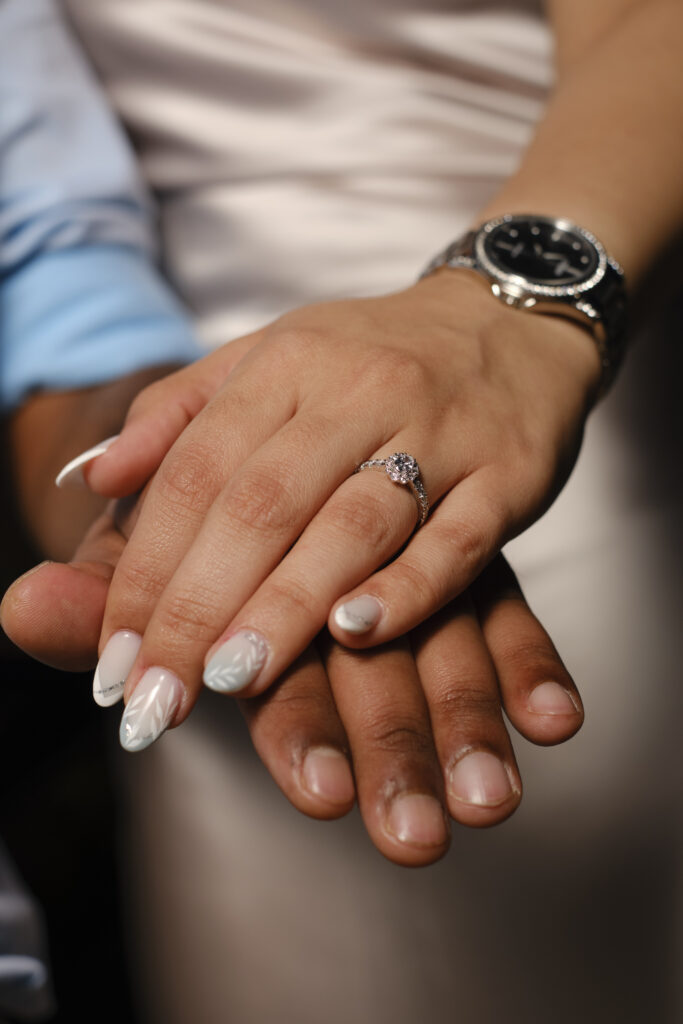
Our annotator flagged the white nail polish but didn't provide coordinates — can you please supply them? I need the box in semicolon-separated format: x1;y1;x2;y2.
203;630;268;693
119;667;183;752
55;435;119;489
93;630;142;707
333;595;382;635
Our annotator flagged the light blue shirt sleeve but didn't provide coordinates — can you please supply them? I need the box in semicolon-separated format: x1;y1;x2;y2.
0;0;205;412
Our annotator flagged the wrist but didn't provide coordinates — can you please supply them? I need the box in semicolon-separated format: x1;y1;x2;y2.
419;213;626;398
411;268;603;406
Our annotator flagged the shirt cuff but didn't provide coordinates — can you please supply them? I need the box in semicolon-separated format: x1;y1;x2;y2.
1;244;206;411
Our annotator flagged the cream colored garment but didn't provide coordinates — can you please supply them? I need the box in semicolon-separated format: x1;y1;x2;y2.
66;0;550;343
64;3;682;1022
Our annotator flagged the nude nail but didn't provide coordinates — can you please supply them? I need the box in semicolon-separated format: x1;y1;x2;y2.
387;793;448;847
93;630;142;707
527;681;580;715
203;630;268;693
333;595;382;635
55;436;119;488
448;751;515;807
302;747;354;806
119;667;183;752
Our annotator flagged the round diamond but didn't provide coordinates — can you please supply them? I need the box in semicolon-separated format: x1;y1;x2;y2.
385;452;419;484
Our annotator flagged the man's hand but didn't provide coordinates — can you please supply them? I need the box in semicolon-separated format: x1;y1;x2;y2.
2;367;584;867
1;496;583;866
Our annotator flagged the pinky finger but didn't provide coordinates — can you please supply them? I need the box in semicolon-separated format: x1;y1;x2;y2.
471;555;584;747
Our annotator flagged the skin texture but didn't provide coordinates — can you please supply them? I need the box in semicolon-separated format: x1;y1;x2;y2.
8;367;182;561
2;371;584;867
3;0;682;863
1;478;584;866
69;0;683;741
85;274;599;722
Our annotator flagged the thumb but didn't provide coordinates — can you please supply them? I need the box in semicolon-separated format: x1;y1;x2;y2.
0;510;127;672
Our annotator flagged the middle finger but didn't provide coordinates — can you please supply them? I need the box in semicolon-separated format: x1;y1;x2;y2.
110;428;456;741
323;634;451;867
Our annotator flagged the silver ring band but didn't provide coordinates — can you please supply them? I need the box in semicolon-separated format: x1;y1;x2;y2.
355;452;430;529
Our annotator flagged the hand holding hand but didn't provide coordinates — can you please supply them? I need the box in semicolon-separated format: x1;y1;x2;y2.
1;502;583;866
77;273;600;722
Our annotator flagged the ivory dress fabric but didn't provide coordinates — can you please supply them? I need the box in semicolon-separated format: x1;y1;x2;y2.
65;2;683;1021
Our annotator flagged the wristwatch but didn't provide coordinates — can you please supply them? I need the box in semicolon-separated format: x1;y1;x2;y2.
421;214;628;390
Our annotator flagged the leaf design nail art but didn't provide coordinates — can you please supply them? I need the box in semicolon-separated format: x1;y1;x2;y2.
119;668;183;752
203;630;268;693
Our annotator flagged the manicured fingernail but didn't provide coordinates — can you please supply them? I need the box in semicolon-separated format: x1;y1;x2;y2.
527;681;580;715
301;747;354;806
119;667;183;752
387;793;448;847
449;751;515;807
93;630;142;707
333;595;382;635
55;436;119;489
203;630;268;693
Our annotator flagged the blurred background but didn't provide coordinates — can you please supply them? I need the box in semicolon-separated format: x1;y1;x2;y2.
0;456;138;1024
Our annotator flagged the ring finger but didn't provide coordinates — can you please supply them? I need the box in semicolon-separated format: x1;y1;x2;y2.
111;431;459;744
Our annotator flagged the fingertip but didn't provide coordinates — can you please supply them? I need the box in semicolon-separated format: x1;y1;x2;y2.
511;682;584;746
299;746;356;817
55;436;119;489
249;739;356;822
84;427;152;498
445;750;522;827
328;598;388;654
1;562;52;632
86;374;208;497
1;561;109;671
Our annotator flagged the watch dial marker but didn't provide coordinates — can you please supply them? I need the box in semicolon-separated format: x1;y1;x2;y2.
484;218;599;286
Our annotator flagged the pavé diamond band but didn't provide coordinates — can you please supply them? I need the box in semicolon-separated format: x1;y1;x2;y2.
355;452;430;530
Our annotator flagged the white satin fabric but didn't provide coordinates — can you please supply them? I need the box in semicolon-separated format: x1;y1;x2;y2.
64;3;682;1022
66;0;550;343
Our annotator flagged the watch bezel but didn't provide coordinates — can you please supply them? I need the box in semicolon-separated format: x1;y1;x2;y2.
474;214;608;297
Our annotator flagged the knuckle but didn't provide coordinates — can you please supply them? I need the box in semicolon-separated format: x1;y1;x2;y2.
258;685;329;729
114;558;166;605
497;634;564;684
222;466;300;536
265;573;319;622
328;489;397;550
357;347;429;397
387;557;442;610
433;501;507;577
157;445;218;507
365;714;434;760
127;380;164;419
248;684;343;764
431;683;501;730
267;324;323;366
263;686;316;716
156;589;218;645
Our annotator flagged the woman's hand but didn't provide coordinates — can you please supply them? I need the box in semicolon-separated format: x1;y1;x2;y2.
1;502;583;866
79;271;600;719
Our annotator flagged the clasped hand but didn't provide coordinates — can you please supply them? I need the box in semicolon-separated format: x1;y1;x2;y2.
4;271;597;865
86;272;598;708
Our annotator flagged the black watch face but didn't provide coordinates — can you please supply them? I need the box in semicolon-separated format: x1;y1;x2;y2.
481;218;599;287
